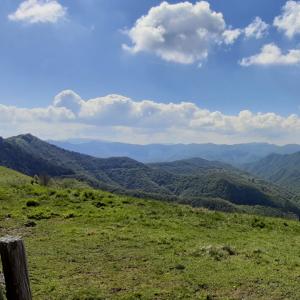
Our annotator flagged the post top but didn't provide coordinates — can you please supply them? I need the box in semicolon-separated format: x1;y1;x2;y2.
0;236;22;244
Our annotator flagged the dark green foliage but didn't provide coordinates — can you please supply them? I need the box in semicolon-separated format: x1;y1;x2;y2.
26;199;40;207
174;264;185;270
94;201;106;208
0;135;73;177
244;152;300;194
251;217;266;229
63;211;77;219
24;220;37;227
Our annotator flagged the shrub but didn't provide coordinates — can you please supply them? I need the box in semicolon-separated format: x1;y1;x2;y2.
94;201;106;208
26;199;40;207
73;191;80;197
64;212;77;219
25;220;37;227
27;209;57;220
175;264;185;270
33;174;52;187
252;218;266;229
49;190;56;196
222;245;237;256
192;245;237;261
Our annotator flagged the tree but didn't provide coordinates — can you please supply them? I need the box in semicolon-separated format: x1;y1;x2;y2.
32;173;51;187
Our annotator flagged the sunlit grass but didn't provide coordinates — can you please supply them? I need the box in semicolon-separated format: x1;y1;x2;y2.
0;167;300;299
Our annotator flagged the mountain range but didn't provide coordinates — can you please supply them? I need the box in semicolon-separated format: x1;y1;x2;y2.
1;134;300;218
50;139;300;166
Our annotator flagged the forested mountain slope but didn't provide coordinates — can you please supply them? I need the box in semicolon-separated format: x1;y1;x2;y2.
244;152;300;193
0;134;299;217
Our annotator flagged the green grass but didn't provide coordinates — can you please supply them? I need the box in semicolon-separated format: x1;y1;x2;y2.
0;166;31;186
1;167;300;299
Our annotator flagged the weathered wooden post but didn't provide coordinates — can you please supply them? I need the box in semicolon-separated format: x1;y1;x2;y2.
0;287;4;300
0;236;32;300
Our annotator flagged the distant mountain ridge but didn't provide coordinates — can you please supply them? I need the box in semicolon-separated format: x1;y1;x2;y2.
1;134;299;218
50;139;300;165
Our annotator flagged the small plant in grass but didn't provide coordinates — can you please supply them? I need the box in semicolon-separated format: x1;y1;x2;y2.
26;199;40;207
82;191;95;200
175;264;185;270
63;211;77;219
252;217;266;229
25;220;37;227
192;245;237;261
55;192;69;200
49;190;56;196
94;201;106;208
73;191;80;197
27;208;57;220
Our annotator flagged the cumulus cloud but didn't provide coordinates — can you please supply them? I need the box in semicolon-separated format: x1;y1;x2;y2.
274;0;300;38
1;90;300;144
8;0;67;24
54;90;84;114
223;29;242;45
244;17;269;39
239;43;300;66
123;1;242;64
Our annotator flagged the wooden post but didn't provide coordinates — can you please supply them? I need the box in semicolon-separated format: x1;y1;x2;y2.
0;288;4;300
0;236;32;300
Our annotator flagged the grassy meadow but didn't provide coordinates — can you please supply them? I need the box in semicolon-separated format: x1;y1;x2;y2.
0;166;300;299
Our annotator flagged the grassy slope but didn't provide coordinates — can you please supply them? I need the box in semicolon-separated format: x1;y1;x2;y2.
1;167;300;299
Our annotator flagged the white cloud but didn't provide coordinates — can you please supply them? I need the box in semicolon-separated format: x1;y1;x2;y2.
54;90;84;114
8;0;67;24
244;17;269;39
123;1;241;65
274;0;300;38
1;90;300;144
239;43;300;66
223;29;242;45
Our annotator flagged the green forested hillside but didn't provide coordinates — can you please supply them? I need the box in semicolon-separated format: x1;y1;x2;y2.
0;137;73;176
1;166;300;299
244;152;300;193
149;157;235;175
0;134;299;217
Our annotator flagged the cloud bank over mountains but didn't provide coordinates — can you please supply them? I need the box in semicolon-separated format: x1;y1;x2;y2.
4;1;300;143
1;90;300;144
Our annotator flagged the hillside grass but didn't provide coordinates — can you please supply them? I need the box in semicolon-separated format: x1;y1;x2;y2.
0;167;300;299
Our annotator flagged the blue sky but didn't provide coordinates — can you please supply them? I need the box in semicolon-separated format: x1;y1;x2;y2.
1;0;300;144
